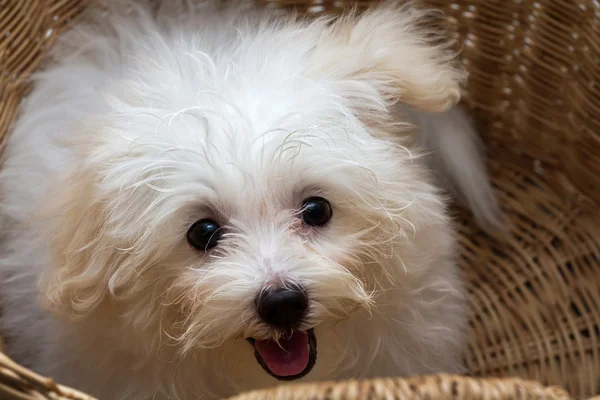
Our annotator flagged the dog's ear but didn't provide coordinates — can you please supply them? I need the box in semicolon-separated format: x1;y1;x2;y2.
36;130;181;320
37;159;116;319
35;133;149;320
306;4;464;113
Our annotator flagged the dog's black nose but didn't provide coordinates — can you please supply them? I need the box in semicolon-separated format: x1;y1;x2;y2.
257;286;308;330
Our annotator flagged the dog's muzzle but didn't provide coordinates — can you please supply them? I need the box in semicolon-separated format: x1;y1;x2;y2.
247;284;316;380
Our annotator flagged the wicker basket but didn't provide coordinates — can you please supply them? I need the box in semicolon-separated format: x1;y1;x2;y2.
1;0;599;399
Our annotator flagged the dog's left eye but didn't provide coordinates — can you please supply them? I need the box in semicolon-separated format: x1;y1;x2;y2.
300;197;332;226
187;219;222;251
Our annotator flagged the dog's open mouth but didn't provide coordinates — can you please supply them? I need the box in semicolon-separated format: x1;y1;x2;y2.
246;329;317;381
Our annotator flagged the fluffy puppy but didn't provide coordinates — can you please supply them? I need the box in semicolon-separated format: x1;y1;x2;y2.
0;1;502;398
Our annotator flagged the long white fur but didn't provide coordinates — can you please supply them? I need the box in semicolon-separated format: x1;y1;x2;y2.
410;107;504;231
0;1;501;399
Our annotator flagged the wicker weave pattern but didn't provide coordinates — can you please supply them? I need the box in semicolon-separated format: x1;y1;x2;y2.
423;2;600;397
0;0;84;153
0;351;94;400
1;0;600;399
228;375;573;400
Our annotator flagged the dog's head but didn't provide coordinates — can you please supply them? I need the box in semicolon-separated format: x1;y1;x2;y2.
38;3;462;388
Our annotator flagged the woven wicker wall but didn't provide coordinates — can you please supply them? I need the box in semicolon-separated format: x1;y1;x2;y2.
1;0;599;399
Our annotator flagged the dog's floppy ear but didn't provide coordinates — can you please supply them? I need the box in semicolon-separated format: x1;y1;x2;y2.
36;160;116;319
35;133;145;319
306;3;464;112
36;130;179;320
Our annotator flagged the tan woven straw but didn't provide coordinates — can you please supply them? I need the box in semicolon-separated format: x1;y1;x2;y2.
1;0;600;399
228;375;574;400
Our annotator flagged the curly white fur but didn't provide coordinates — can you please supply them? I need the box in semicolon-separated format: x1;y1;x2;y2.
0;1;501;398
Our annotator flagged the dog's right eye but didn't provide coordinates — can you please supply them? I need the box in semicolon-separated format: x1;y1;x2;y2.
300;197;332;227
187;219;222;251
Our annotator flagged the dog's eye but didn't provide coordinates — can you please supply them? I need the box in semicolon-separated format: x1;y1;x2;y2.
187;219;222;251
300;197;332;227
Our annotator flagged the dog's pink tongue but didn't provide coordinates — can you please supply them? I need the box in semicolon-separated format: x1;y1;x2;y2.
255;331;309;377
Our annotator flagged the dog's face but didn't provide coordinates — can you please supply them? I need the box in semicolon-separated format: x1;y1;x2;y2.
38;4;462;391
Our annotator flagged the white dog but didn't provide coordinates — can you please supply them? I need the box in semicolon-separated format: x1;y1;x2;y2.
0;1;502;398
